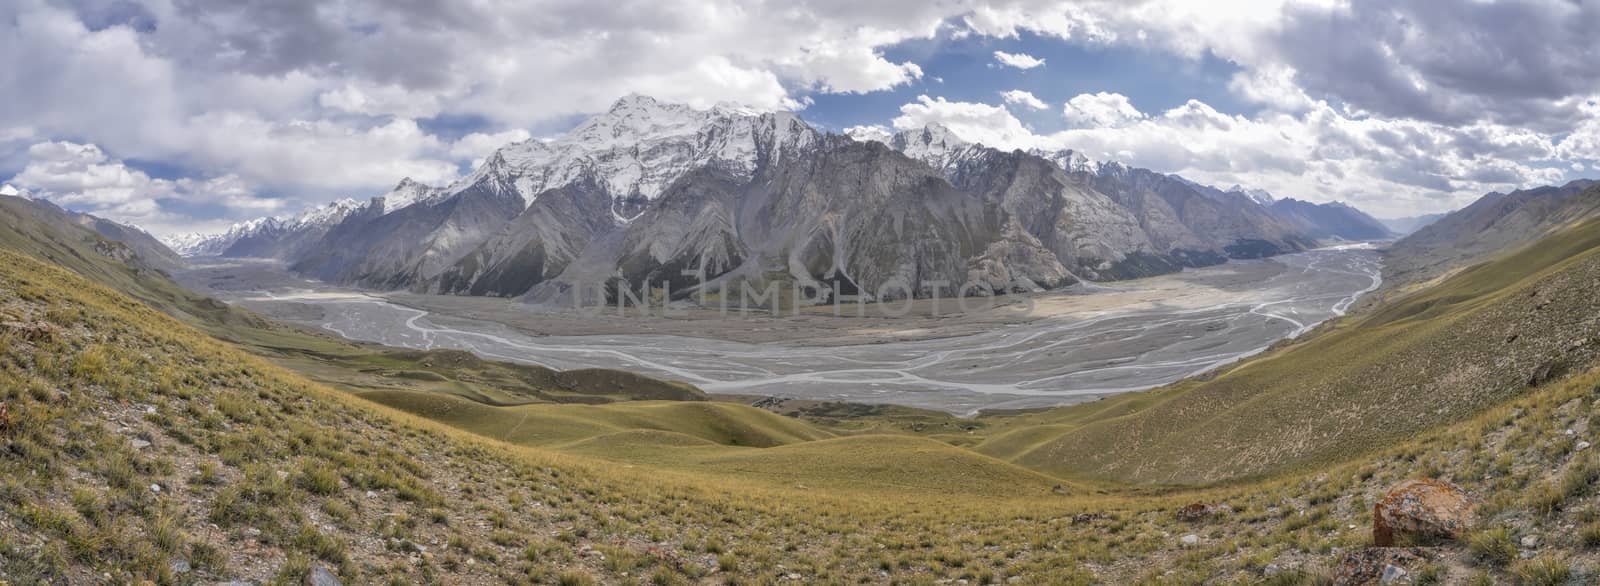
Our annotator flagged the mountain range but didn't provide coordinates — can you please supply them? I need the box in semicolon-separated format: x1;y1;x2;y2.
165;95;1392;302
1384;179;1600;287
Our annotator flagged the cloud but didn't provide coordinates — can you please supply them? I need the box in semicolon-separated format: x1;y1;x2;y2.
992;50;1045;70
8;0;1600;226
5;140;284;234
1062;92;1144;128
969;0;1600;131
894;94;1567;217
891;95;1037;150
450;129;536;166
1000;90;1048;110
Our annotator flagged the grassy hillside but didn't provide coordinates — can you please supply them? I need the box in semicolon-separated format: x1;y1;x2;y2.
12;242;1600;583
977;214;1600;485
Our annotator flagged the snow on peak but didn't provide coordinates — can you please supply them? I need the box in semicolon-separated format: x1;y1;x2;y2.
164;198;366;257
379;178;445;213
462;95;821;220
1227;184;1276;206
1032;149;1104;175
844;125;894;144
889;124;977;171
0;183;37;200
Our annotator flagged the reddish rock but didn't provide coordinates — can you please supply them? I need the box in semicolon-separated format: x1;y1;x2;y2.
1372;479;1477;547
1;320;55;342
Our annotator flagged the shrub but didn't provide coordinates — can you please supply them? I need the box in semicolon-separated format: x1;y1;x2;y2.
1466;528;1517;568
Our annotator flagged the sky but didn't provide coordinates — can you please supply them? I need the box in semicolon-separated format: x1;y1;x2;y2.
3;0;1600;236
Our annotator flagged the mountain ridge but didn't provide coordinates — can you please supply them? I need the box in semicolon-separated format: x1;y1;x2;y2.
174;96;1391;301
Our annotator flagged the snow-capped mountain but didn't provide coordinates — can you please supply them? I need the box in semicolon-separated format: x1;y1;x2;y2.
378;178;448;214
224;95;1387;301
1228;185;1277;206
458;94;817;222
881;125;1318;274
0;184;33;199
165;198;365;258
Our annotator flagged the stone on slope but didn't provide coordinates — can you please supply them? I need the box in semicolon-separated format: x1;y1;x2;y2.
1372;479;1477;547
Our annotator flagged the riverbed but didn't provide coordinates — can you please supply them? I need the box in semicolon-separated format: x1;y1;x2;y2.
178;245;1382;415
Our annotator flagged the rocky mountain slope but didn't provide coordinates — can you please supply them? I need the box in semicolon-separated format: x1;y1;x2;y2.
182;96;1388;302
1385;179;1599;288
1267;198;1394;241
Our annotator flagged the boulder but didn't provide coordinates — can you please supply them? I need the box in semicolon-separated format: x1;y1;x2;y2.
1069;513;1108;525
1;320;56;342
306;564;341;586
1372;479;1476;547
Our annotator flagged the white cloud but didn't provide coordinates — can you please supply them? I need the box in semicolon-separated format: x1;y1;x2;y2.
318;83;451;119
1000;90;1048;110
4;0;1600;226
5;141;286;234
450;129;536;163
993;51;1046;70
891;95;1038;149
891;94;1568;217
1062;92;1145;128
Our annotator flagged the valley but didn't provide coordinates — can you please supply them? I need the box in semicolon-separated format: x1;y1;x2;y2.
177;244;1381;414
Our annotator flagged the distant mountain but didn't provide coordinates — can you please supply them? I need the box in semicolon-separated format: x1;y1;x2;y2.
1385;179;1599;286
1379;213;1448;235
165;198;365;259
1267;198;1394;241
201;96;1390;301
1226;184;1276;207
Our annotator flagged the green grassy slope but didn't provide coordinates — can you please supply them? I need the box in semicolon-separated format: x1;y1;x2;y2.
362;389;831;448
11;211;1600;582
980;214;1600;485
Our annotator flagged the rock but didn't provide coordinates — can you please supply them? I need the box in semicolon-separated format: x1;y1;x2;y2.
1333;548;1426;586
1070;513;1108;525
170;560;191;574
1263;564;1283;576
1180;534;1200;547
1;320;56;342
1578;441;1592;451
1521;534;1539;549
149;483;162;494
130;438;151;449
1177;502;1233;521
306;564;340;586
1372;479;1477;547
